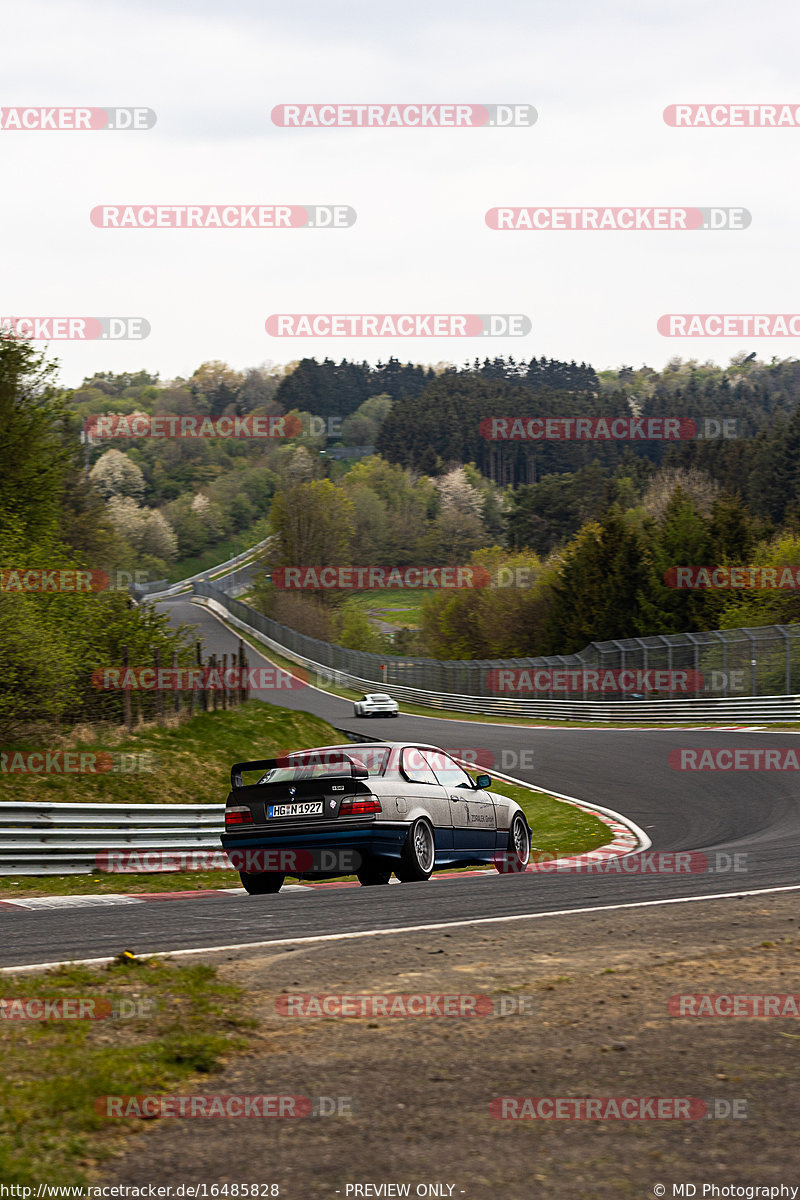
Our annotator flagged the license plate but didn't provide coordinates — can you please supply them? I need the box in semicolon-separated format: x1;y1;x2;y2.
268;802;324;818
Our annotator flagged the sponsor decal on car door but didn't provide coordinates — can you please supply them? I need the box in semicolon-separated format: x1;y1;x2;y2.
427;752;497;851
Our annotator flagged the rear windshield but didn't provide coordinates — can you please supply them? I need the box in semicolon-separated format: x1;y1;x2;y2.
257;747;390;783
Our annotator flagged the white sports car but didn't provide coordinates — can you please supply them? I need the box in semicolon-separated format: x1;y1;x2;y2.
353;693;399;718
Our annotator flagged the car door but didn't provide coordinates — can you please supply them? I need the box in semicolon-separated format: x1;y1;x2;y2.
399;747;453;850
426;751;497;852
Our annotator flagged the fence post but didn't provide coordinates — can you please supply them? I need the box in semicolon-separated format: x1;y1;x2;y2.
172;650;181;715
746;631;757;696
686;633;700;698
196;641;206;712
221;654;228;710
122;644;133;731
153;648;164;726
238;639;247;704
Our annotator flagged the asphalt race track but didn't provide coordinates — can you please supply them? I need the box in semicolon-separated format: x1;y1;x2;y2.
1;595;797;969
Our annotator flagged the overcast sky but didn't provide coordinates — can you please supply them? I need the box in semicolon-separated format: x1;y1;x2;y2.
2;0;798;387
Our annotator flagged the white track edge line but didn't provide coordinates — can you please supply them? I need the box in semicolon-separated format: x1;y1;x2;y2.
3;884;800;973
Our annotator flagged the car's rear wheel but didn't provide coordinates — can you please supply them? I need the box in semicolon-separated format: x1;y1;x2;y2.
396;818;435;882
500;814;531;873
239;870;285;894
357;858;392;886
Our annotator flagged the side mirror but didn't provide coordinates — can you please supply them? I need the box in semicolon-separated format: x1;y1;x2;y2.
475;774;492;790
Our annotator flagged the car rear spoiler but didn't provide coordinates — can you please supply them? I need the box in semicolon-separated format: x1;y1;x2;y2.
230;752;370;790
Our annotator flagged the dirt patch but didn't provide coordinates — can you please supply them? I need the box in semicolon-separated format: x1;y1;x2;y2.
100;893;800;1198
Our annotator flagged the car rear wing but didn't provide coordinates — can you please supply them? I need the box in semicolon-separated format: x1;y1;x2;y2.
230;752;370;790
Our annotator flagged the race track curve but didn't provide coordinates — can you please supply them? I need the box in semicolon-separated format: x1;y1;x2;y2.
1;596;796;969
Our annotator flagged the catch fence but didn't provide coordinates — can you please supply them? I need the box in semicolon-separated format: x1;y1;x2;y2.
194;580;800;703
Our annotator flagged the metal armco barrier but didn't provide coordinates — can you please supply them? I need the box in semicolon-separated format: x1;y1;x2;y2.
0;727;378;875
0;743;486;876
133;535;273;601
194;588;800;723
0;802;225;875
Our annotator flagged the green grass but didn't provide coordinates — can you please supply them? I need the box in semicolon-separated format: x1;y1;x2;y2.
0;869;243;898
486;778;610;857
363;591;425;630
0;701;341;897
1;700;338;807
0;958;252;1186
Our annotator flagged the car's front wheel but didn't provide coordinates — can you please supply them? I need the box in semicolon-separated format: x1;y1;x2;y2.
239;870;285;894
357;858;392;886
396;818;435;882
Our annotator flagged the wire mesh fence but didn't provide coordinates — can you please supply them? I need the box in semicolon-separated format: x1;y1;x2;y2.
194;580;800;699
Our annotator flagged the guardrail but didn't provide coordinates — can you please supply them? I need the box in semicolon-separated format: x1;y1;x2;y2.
197;592;800;723
133;535;273;601
0;802;225;875
0;729;383;875
209;561;261;598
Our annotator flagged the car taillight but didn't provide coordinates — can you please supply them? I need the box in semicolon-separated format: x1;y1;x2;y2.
339;796;382;816
225;806;254;826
